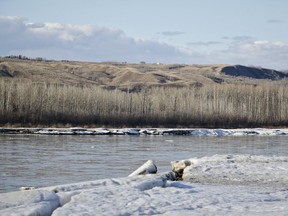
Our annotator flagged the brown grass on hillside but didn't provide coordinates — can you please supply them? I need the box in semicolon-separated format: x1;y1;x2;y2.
2;58;284;92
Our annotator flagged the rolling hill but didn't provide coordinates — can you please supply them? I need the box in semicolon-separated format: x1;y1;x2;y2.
1;58;287;91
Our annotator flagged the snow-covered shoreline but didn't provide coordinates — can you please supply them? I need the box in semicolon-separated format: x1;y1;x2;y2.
1;127;288;136
1;154;288;215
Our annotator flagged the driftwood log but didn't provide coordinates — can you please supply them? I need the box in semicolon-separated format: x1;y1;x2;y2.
129;160;157;177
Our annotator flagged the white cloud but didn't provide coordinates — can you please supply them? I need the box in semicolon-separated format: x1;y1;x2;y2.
157;31;186;36
267;19;285;24
208;38;288;69
0;16;26;36
1;16;288;70
0;16;188;63
187;41;221;46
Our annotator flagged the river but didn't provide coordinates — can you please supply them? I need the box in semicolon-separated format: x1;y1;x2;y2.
1;134;287;193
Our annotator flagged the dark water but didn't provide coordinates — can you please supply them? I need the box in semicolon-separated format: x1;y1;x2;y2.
0;134;287;193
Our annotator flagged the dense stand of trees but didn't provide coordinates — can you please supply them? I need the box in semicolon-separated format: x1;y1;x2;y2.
0;80;287;127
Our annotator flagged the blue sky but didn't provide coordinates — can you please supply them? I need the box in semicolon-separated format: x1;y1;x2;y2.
1;0;288;69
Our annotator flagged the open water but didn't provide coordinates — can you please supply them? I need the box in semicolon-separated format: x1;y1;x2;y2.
0;134;287;193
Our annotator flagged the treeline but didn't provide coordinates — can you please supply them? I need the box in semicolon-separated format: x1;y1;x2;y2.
1;55;48;62
0;80;287;127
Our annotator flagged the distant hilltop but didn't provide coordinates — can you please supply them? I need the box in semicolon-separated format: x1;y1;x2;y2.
0;57;287;91
221;65;288;80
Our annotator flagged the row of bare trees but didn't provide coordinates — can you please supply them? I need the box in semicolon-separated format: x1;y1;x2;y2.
0;80;287;127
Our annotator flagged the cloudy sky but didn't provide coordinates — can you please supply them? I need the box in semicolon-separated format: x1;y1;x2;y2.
1;0;288;69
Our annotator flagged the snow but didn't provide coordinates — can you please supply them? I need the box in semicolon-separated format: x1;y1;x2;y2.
0;190;59;216
183;155;288;186
189;128;288;136
1;154;288;215
2;127;287;136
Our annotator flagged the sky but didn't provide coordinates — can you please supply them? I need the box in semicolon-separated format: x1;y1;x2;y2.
1;0;288;70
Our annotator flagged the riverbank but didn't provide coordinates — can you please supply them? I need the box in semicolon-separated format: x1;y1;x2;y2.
1;127;288;136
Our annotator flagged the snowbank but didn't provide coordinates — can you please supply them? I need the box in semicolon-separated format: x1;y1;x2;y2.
1;127;288;136
0;175;168;216
0;190;59;216
1;155;288;215
183;154;288;186
52;177;288;216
